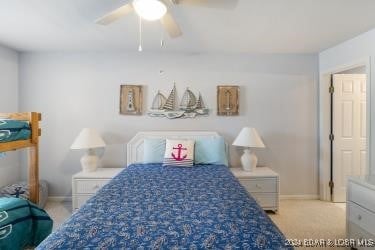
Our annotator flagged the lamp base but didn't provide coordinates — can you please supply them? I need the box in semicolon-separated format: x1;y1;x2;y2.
80;150;99;172
240;148;258;172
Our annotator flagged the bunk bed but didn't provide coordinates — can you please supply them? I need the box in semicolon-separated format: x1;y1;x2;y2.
0;112;41;204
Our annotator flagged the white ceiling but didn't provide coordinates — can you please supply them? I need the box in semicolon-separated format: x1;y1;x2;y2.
0;0;375;53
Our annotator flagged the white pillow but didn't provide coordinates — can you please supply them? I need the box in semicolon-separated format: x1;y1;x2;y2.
163;139;195;167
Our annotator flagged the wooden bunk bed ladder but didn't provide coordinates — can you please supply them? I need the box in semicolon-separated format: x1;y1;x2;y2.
29;112;41;204
0;112;41;204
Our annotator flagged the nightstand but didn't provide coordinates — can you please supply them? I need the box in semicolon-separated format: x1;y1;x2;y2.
230;166;279;212
72;168;123;210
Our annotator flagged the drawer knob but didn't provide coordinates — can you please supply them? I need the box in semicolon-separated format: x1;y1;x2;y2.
357;215;362;221
255;184;261;189
93;185;99;189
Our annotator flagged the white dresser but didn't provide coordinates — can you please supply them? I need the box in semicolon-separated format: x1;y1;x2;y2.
230;167;279;212
72;168;123;210
347;176;375;249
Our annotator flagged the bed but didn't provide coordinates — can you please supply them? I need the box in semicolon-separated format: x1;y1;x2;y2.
37;131;291;249
0;112;41;204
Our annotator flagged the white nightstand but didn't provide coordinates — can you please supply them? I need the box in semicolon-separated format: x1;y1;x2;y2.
72;168;123;210
230;166;279;212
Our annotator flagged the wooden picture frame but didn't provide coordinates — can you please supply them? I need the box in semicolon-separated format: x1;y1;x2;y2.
217;85;239;116
120;85;143;115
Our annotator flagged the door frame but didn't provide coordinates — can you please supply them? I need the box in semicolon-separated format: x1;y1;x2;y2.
319;57;371;201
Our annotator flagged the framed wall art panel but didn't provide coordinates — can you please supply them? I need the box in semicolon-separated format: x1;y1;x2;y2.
217;85;239;116
120;85;143;115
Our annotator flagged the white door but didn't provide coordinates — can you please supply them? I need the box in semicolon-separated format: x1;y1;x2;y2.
333;74;367;202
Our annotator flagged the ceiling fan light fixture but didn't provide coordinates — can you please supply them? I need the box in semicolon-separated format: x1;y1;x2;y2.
133;0;167;21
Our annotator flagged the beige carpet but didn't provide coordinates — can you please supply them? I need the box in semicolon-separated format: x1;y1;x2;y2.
45;200;346;249
269;200;346;250
44;201;72;231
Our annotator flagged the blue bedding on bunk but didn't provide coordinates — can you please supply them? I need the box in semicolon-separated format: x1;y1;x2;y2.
0;120;31;142
0;198;53;250
37;164;291;250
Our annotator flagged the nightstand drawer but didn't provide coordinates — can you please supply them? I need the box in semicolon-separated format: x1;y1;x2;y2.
348;201;375;235
73;195;91;210
72;168;123;210
239;178;277;193
75;179;109;194
230;167;279;212
252;193;278;208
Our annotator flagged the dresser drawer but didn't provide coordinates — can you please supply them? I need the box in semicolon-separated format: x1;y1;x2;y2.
349;182;375;213
75;179;109;194
348;221;375;250
73;195;91;210
252;193;278;209
348;201;375;235
239;178;277;193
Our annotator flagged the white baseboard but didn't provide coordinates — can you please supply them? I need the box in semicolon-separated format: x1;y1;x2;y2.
47;196;72;202
280;194;319;200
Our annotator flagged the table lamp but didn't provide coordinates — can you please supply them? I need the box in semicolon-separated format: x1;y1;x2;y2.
71;128;106;172
233;127;265;171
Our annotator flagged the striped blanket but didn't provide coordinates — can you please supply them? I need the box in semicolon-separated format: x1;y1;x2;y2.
0;198;52;250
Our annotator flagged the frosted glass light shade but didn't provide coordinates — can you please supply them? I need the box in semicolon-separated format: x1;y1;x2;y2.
71;128;106;150
133;0;167;21
232;127;265;148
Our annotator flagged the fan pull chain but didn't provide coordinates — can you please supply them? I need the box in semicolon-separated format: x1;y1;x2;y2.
138;16;143;52
160;25;165;48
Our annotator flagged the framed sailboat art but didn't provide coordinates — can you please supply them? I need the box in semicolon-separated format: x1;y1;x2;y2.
148;84;209;119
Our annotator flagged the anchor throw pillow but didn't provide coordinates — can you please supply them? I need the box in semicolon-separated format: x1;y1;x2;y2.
163;139;195;167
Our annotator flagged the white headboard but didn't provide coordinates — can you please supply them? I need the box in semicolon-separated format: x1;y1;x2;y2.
127;131;221;166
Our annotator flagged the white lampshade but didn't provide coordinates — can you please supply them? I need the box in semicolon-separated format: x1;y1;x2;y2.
71;128;106;150
232;127;265;148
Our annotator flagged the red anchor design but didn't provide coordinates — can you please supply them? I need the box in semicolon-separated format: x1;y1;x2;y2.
171;144;187;161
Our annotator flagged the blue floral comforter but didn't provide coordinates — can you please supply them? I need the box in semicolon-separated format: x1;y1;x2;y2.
38;164;291;249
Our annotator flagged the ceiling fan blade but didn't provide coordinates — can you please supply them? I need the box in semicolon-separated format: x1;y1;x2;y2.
174;0;238;9
161;12;182;38
96;4;133;25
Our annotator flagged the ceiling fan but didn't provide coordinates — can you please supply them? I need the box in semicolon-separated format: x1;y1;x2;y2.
96;0;239;39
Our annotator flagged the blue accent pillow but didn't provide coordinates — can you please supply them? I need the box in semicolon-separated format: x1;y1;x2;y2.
195;137;228;166
143;138;166;163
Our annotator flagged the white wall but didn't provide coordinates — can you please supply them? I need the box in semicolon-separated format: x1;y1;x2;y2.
319;28;375;174
338;65;366;74
19;52;318;197
0;44;19;187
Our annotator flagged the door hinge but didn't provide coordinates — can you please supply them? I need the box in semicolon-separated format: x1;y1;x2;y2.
329;134;334;141
329;85;334;94
329;180;334;189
